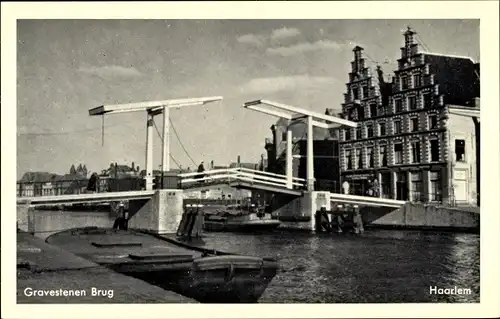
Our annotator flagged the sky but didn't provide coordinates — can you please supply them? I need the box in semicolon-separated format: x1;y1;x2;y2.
16;19;479;179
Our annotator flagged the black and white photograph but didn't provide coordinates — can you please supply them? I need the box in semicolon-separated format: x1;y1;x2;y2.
2;1;499;318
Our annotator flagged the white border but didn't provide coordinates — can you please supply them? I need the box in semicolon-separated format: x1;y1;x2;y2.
2;1;499;318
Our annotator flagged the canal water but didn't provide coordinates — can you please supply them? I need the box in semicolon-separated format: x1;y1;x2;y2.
31;210;480;303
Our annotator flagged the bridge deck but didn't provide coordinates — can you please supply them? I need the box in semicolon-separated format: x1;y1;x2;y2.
17;190;155;206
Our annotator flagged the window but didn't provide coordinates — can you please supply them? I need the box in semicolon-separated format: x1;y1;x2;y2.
423;93;432;108
408;96;417;110
367;124;374;138
413;74;421;88
356;127;362;140
362;84;369;98
410;117;419;132
367;147;374;168
411;140;421;163
369;103;377;117
379;145;387;166
401;76;409;90
356;149;363;169
429;171;442;202
281;131;287;141
379;122;386;136
430;139;440;162
346;150;353;169
357;105;365;120
455;139;466;162
428;115;438;129
411;171;423;202
352;87;360;100
395;99;403;113
345;129;351;141
394;143;403;164
393;120;402;134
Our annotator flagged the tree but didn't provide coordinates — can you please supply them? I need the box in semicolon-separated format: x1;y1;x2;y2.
77;164;83;174
70;164;76;175
82;164;88;175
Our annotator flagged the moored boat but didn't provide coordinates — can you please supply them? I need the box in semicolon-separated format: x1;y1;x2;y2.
45;227;278;303
203;204;281;232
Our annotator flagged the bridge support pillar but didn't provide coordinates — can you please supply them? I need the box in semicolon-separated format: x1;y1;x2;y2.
128;189;184;234
286;129;293;189
306;116;315;191
273;191;330;231
145;112;154;190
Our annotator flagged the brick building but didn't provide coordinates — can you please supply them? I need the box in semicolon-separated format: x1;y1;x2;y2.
265;117;341;193
338;27;480;205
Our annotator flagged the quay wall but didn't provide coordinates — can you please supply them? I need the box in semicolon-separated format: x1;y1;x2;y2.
16;189;185;239
362;203;479;232
270;193;479;232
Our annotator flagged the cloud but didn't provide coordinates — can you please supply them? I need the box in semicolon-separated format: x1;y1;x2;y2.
266;40;344;57
236;34;265;46
270;27;301;40
239;75;338;94
78;65;143;80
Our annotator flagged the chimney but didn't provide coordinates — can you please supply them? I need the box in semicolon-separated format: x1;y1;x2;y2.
211;160;214;169
403;26;417;58
237;155;241;166
131;162;135;171
352;46;365;73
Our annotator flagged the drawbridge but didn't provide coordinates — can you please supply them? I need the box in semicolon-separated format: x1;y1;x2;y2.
17;97;409;211
178;167;305;196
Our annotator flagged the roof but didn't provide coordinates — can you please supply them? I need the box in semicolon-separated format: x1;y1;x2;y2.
423;52;479;105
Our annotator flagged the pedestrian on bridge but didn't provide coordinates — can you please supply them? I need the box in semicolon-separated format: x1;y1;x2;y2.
342;180;350;195
197;161;205;182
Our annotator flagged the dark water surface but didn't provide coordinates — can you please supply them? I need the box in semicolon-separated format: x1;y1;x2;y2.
32;210;480;303
199;230;480;303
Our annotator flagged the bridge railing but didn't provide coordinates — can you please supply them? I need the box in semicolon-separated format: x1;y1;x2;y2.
178;167;306;190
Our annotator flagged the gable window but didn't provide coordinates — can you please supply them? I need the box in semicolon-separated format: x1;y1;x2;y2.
423;93;432;108
401;76;409;90
345;128;351;141
356;127;362;140
428;115;438;129
410;117;419;132
345;150;353;169
379;122;386;136
367;147;374;168
369;103;377;117
408;96;417;110
393;120;402;134
362;84;369;98
394;143;403;164
413;74;421;88
395;99;403;113
367;124;374;138
455;139;466;162
430;138;440;162
356;149;363;169
379;145;387;167
411;140;421;163
357;105;365;120
352;87;360;100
